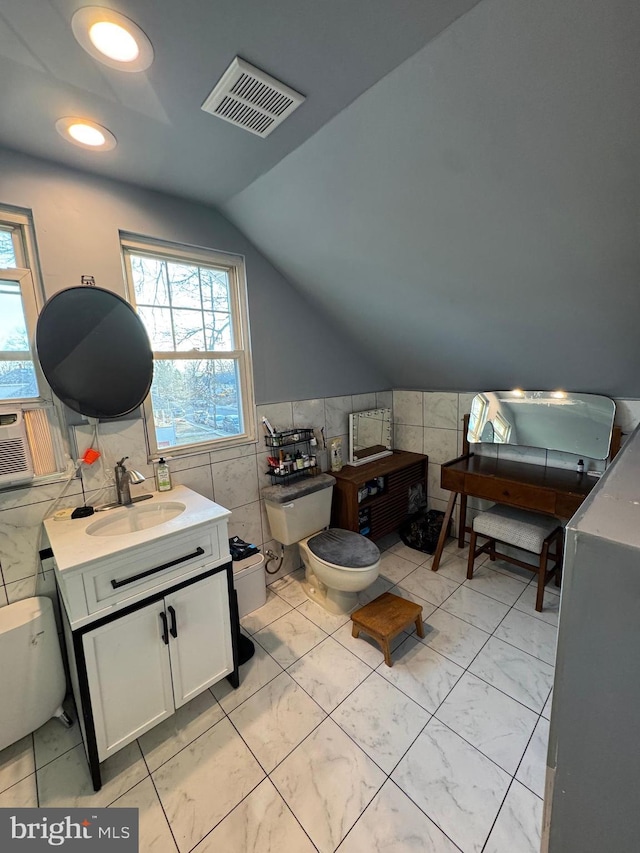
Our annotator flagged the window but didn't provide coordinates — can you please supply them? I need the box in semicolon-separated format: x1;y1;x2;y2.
493;411;512;444
0;207;67;479
122;235;255;456
0;214;43;402
467;393;489;442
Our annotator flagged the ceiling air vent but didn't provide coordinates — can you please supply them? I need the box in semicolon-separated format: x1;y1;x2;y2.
201;57;305;138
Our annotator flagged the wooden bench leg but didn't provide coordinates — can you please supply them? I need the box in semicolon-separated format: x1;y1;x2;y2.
467;529;478;579
382;638;392;667
488;537;496;561
536;542;550;612
415;615;425;638
352;623;360;638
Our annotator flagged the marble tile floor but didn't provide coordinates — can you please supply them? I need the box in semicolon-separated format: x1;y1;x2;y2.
0;538;557;852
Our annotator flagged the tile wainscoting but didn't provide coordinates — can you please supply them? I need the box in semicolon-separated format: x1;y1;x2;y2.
0;388;636;620
0;391;392;615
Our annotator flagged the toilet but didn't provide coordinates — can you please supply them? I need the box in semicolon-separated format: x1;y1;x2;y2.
262;474;380;614
0;597;70;751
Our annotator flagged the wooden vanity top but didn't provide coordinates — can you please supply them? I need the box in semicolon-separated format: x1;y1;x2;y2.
333;450;427;484
441;453;597;518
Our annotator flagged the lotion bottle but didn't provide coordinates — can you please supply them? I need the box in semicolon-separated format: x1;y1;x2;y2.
156;457;172;492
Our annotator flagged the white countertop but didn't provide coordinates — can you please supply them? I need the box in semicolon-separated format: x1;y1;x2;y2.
44;485;231;572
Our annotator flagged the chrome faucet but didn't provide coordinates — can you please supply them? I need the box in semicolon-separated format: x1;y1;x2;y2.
114;457;146;506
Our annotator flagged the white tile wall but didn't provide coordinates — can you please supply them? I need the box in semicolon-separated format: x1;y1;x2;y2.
1;389;636;614
0;391;392;611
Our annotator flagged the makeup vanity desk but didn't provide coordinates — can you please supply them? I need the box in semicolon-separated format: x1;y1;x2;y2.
431;425;621;572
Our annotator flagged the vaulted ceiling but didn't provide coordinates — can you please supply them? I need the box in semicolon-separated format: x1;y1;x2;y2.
2;0;640;395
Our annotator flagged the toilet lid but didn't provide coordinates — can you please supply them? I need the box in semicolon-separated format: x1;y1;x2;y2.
307;529;380;569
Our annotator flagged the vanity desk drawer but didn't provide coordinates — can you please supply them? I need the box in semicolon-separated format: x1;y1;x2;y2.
464;473;556;514
83;525;223;614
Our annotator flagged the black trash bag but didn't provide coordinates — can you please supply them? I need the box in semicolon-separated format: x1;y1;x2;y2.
399;510;450;555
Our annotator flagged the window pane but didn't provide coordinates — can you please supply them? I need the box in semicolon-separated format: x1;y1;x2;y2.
166;262;202;309
0;360;38;399
204;311;233;351
138;305;174;351
201;267;230;312
0;279;31;351
150;358;242;449
173;308;205;351
130;255;169;305
0;229;17;267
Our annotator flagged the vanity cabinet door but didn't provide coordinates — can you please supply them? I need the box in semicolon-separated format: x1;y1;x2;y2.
165;571;234;709
83;600;175;762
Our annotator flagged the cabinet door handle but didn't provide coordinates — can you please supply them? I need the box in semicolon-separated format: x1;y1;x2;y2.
159;611;169;645
168;605;178;638
110;547;206;589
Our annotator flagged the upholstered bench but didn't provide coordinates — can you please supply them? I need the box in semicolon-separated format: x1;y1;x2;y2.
468;505;563;611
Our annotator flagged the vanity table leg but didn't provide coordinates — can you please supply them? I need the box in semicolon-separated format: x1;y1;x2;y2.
458;494;468;548
432;492;458;572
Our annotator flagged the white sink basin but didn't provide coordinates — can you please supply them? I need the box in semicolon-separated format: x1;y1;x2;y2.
86;501;187;537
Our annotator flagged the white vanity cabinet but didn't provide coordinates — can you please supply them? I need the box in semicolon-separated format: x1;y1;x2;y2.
45;486;239;792
83;570;233;761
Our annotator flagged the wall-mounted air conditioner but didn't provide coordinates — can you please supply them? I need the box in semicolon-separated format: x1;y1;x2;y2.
0;409;34;485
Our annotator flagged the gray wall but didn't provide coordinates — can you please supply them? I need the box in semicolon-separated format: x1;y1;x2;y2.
0;147;389;403
224;0;640;397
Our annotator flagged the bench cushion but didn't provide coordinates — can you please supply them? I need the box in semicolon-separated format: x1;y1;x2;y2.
473;505;560;555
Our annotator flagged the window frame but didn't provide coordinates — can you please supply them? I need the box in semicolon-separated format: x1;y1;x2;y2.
0;206;69;483
121;233;256;458
467;393;489;443
493;411;512;444
0;209;53;408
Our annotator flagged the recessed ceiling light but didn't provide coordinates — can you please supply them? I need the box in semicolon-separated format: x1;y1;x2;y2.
71;6;153;72
56;117;117;151
89;21;140;62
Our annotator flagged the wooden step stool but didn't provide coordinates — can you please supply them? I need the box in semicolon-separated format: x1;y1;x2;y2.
351;592;424;667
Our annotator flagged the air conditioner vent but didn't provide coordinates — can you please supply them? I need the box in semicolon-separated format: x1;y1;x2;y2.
202;57;305;138
0;438;29;476
0;409;33;485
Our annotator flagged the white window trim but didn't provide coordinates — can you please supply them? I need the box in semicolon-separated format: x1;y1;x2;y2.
468;393;489;443
0;266;54;407
121;233;256;459
0;207;70;484
493;411;512;444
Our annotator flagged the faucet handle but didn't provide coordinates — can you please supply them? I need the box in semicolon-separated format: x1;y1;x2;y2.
116;457;129;467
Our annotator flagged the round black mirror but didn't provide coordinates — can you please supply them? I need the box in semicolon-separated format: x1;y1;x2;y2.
36;286;153;419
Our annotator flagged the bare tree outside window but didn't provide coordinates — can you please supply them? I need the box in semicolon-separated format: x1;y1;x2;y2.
123;241;254;454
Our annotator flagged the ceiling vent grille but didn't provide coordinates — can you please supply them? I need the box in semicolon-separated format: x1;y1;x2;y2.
201;57;305;138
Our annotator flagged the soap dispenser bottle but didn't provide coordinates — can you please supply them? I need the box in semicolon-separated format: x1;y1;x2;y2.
156;457;172;492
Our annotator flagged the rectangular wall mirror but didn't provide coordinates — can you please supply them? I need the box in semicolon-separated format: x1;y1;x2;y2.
467;391;616;459
348;407;393;466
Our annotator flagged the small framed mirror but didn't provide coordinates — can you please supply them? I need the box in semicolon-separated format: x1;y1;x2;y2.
348;407;393;466
36;286;153;419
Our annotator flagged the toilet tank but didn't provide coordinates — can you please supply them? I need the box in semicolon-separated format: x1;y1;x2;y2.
262;474;336;545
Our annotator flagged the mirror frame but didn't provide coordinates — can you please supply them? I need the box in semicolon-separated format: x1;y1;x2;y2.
348;407;393;467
